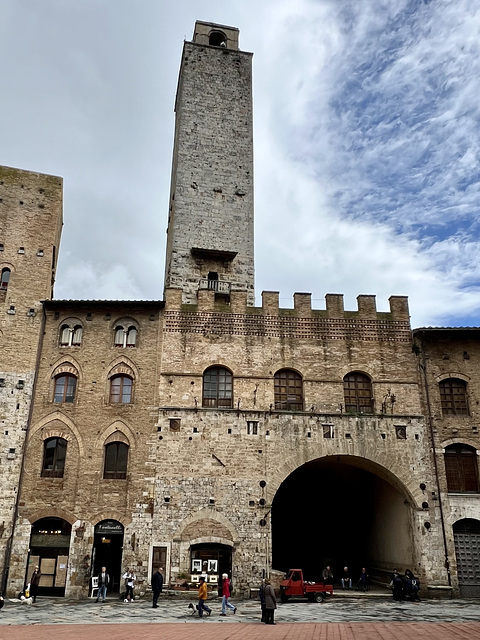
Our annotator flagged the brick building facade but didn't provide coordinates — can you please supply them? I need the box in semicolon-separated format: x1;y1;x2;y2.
1;21;479;599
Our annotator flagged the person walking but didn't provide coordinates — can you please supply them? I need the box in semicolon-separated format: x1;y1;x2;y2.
197;576;211;617
264;579;277;625
95;566;110;602
122;568;136;602
152;567;164;608
29;565;41;603
220;573;236;616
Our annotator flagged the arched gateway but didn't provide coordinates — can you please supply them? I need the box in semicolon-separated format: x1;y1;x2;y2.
272;455;417;582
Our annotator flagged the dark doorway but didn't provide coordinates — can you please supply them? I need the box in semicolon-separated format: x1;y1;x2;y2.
27;517;71;597
92;520;124;593
271;456;414;584
190;543;232;596
453;518;480;597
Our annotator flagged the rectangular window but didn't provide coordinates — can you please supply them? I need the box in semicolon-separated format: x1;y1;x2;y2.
323;424;334;439
247;421;258;435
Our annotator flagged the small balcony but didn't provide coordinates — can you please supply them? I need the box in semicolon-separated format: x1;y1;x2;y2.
199;279;231;297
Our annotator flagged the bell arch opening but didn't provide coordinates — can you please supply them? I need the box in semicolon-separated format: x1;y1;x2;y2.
271;456;416;584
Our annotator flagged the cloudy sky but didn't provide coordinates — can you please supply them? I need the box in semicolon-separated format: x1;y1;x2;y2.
1;0;480;328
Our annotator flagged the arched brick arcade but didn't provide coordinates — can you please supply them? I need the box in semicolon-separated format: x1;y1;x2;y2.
271;455;418;584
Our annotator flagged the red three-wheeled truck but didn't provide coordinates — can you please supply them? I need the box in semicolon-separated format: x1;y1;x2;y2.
279;569;334;603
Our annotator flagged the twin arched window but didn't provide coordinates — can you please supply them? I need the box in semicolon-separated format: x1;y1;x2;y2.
202;366;233;408
60;324;83;347
274;369;303;411
114;325;137;348
343;372;373;414
0;267;10;290
445;444;479;493
57;321;138;348
439;378;469;416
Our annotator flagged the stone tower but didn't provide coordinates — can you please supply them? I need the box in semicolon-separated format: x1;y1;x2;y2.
164;21;255;305
0;165;62;589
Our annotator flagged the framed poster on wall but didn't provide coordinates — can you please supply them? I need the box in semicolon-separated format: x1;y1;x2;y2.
207;559;218;573
191;559;202;573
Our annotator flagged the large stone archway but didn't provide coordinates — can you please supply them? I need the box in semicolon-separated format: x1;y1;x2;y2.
271;455;417;583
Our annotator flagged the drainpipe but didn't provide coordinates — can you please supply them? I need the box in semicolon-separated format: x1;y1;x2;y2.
418;332;451;586
1;303;47;595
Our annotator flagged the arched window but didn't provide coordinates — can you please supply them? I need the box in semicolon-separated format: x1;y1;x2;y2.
41;437;67;477
110;374;133;403
445;444;479;493
209;30;227;47
439;378;469;415
59;323;83;346
202;366;233;408
114;325;137;347
54;374;77;403
274;369;303;411
104;442;129;479
343;372;373;414
1;267;11;290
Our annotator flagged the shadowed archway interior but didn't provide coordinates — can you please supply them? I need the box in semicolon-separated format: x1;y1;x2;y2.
271;456;416;583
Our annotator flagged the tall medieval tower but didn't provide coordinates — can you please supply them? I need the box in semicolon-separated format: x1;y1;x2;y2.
164;21;255;305
0;166;62;589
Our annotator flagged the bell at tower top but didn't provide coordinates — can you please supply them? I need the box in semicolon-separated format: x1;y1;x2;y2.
192;20;240;50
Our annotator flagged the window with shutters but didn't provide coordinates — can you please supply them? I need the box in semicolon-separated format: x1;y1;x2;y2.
343;372;374;414
274;369;303;411
445;444;479;493
439;378;469;416
103;442;129;479
42;437;67;477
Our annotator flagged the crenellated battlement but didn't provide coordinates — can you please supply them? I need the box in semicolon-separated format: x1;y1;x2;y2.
165;287;410;321
164;288;411;342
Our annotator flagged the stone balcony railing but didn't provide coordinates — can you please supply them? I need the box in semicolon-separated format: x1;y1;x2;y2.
198;279;231;295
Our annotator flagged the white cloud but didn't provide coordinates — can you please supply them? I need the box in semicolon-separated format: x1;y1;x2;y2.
2;0;480;327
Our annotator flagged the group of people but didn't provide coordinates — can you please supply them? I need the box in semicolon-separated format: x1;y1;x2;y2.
322;565;369;592
94;566;137;603
94;566;237;616
191;573;237;617
390;568;421;601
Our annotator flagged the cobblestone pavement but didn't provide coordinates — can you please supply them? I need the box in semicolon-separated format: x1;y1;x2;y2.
1;593;480;627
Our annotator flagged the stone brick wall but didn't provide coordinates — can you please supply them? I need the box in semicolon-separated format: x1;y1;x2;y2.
0;165;62;588
7;301;163;597
164;35;254;304
414;328;480;593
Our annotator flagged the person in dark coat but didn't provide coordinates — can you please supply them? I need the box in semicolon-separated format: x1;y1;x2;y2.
152;567;164;608
404;569;420;601
263;579;277;625
259;579;266;623
95;566;110;602
30;566;41;603
322;565;334;586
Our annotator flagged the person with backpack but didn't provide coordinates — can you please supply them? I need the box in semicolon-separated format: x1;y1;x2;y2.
220;573;236;616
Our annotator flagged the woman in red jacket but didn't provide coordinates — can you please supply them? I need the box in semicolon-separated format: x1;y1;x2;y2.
220;573;237;616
